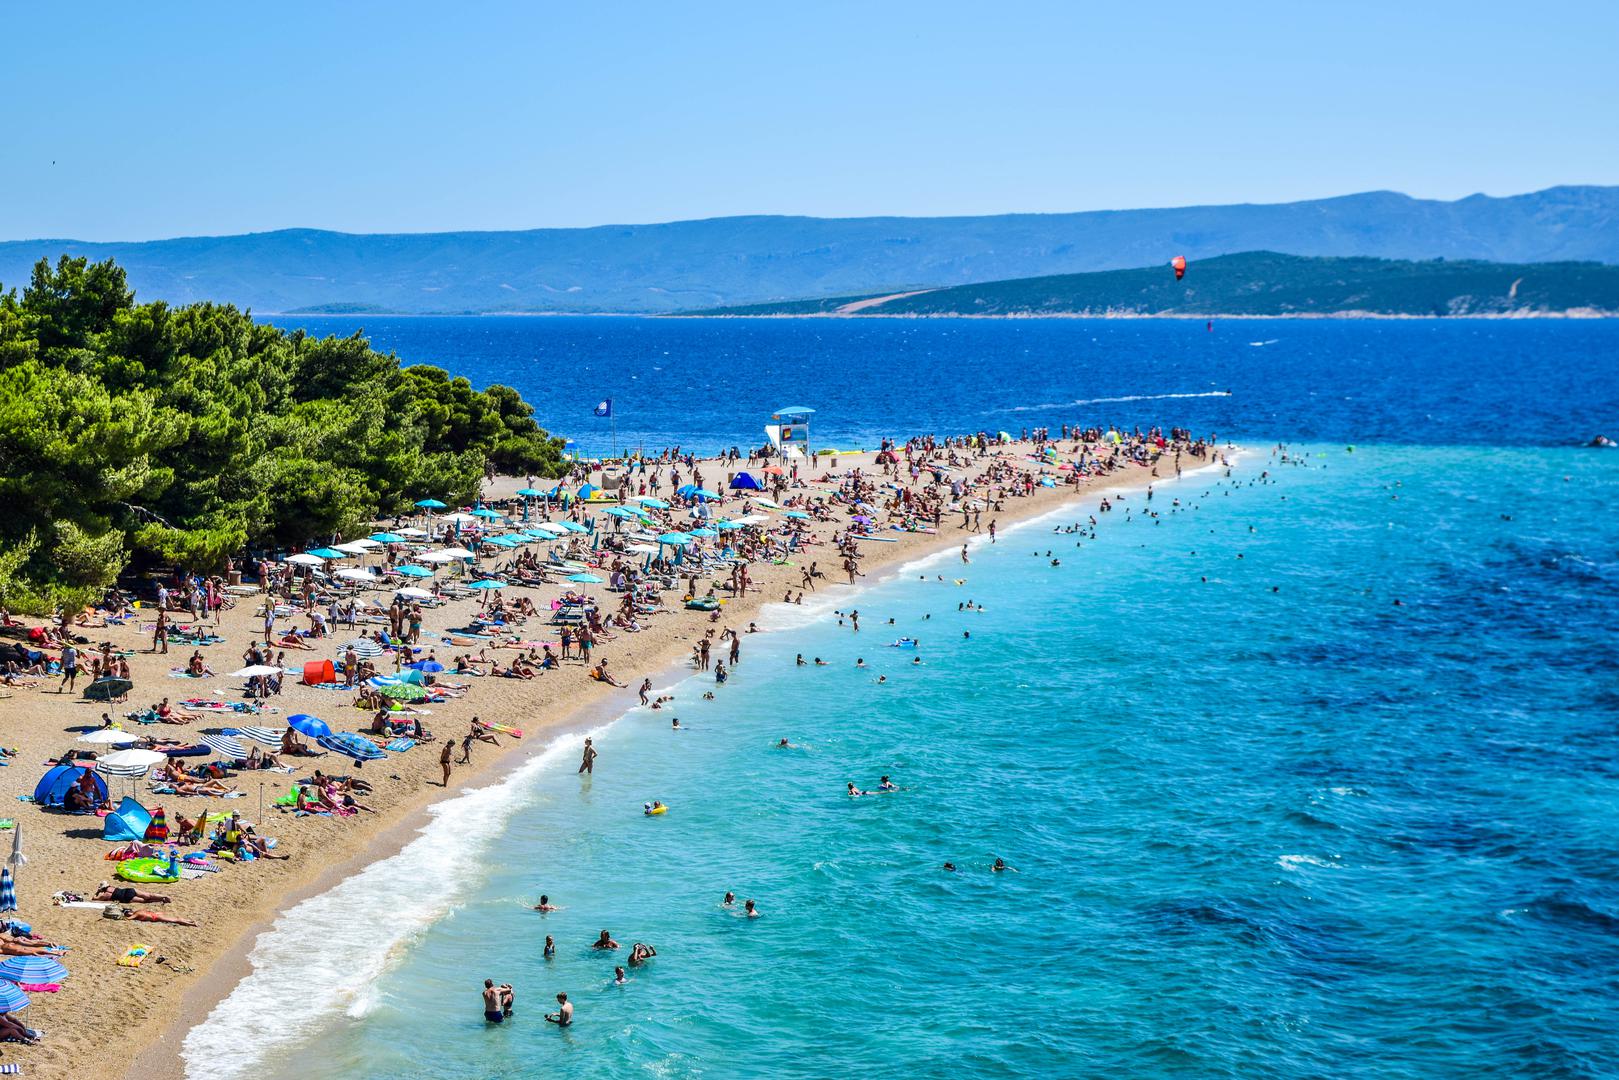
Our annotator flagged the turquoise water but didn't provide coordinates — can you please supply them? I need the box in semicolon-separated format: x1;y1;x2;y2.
189;444;1619;1079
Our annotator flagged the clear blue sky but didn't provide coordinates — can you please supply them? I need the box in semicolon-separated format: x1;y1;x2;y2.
4;1;1615;240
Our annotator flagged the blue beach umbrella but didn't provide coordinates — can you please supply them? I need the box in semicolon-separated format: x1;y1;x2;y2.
472;508;504;520
633;497;670;509
0;979;27;1013
414;499;447;509
689;527;718;538
657;532;692;546
784;510;810;520
467;580;504;590
515;488;545;497
406;660;445;673
559;521;589;533
0;955;68;984
369;532;406;543
483;536;520;548
715;520;744;530
394;565;434;578
567;573;604;584
306;547;347;559
287;714;331;738
0;869;14;915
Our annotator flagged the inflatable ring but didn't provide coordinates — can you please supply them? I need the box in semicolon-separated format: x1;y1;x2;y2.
116;857;180;883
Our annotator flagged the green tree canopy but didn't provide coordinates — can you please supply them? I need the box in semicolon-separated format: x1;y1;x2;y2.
0;256;566;612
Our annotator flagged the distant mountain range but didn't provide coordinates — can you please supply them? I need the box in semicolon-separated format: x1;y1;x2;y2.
2;186;1616;314
689;252;1619;317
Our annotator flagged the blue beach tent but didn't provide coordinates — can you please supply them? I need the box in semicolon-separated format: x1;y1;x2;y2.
103;797;154;842
730;472;763;491
33;765;107;809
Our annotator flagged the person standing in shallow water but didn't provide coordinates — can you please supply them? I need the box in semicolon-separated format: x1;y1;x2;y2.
579;737;597;775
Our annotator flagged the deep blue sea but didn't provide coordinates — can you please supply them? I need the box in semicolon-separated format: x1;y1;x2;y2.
193;318;1619;1079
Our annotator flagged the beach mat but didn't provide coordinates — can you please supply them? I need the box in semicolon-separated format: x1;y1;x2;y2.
117;944;153;967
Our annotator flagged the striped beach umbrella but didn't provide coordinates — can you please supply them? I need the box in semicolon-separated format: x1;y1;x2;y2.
0;869;14;914
201;734;248;760
0;979;27;1013
96;749;167;778
0;955;67;984
236;726;284;748
340;638;384;659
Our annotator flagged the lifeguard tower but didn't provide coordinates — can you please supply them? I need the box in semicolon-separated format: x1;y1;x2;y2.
765;406;815;460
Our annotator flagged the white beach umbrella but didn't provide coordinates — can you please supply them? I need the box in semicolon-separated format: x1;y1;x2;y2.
532;522;569;535
440;512;479;524
395;586;436;600
96;748;167;778
415;550;457;564
229;665;284;678
284;553;324;566
335;539;380;553
397;527;428;537
8;823;25;870
626;543;660;555
77;729;138;747
236;727;285;748
336;568;377;583
437;547;475;559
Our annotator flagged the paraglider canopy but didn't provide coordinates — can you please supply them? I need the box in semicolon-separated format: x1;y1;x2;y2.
1172;255;1187;281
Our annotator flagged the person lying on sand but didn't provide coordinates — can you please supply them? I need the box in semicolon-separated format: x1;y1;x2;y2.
95;883;172;905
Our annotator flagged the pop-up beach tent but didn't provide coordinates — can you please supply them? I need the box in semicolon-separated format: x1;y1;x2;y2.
33;765;107;809
302;659;336;686
730;472;763;491
102;797;153;842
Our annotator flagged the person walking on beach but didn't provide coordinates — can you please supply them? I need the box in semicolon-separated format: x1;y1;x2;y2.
439;739;454;786
578;737;597;775
58;643;78;693
482;979;514;1023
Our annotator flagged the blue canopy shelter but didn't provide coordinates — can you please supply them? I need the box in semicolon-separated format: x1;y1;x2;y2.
103;797;153;842
33;765;107;809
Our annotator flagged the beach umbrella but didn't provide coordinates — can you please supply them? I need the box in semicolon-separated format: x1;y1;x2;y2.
334;540;379;554
0;869;14;915
689;527;719;537
395;586;436;600
751;498;781;509
340;638;384;659
283;553;324;567
201;734;248;760
369;532;407;543
784;510;810;520
288;714;331;738
416;550;458;564
236;726;284;748
852;515;873;524
394;565;434;578
602;507;638;519
633;496;669;509
441;512;479;524
761;465;785;476
437;547;475;559
406;660;445;673
378;682;427;702
0;980;27;1013
519;530;555;541
483;536;520;549
471;508;504;520
559;520;589;533
96;748;167;778
77;729;138;747
82;677;133;702
515;488;545;497
306;547;347;560
397;527;428;537
0;955;68;984
626;543;660;555
715;520;744;530
467;579;504;591
8;823;23;870
567;573;604;584
229;665;283;678
414;498;448;509
532;522;569;535
657;532;692;546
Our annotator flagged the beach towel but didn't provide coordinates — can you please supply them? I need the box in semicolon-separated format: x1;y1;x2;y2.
385;738;416;752
116;944;153;967
55;901;106;911
18;982;59;993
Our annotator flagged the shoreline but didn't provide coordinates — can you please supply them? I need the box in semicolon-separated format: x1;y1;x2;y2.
136;451;1230;1078
261;309;1618;320
0;437;1215;1080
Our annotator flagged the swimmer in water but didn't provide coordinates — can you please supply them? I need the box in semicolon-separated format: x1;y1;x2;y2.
855;658;866;668
723;891;735;907
776;738;793;749
671;717;681;729
545;992;572;1027
912;656;921;665
744;899;760;918
544;935;555;959
992;857;1016;873
533;894;558;912
593;930;621;949
876;675;887;684
814;657;828;666
878;775;897;791
614;966;626;985
795;653;806;666
942;862;956;872
847;782;868;797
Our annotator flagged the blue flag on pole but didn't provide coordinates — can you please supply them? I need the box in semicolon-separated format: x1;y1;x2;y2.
594;399;612;418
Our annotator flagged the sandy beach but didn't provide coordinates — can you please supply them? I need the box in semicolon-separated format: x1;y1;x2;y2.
0;434;1220;1080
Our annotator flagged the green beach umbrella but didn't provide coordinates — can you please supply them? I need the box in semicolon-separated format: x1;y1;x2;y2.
378;682;427;701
